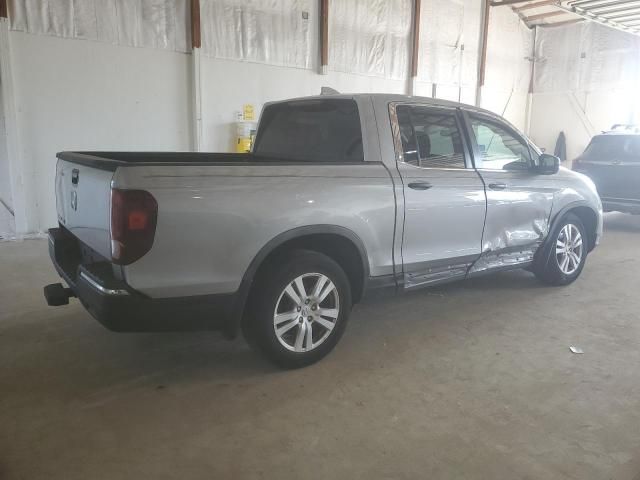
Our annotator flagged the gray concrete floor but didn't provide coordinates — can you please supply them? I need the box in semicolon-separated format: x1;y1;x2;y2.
2;213;640;479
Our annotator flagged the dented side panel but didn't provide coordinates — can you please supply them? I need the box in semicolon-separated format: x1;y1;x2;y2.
469;172;556;274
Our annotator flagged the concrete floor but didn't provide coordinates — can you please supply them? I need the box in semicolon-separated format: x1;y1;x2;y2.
2;213;640;479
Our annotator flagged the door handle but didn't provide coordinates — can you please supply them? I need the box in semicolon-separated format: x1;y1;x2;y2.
488;182;507;190
408;181;433;191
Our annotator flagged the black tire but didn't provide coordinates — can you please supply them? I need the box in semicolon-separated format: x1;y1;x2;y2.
245;249;352;369
534;212;588;286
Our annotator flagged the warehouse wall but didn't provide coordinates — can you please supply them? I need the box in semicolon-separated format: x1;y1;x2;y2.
528;22;640;163
1;0;532;235
479;6;533;133
6;31;192;234
201;58;406;151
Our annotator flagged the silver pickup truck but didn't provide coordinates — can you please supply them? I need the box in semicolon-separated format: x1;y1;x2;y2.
44;93;603;367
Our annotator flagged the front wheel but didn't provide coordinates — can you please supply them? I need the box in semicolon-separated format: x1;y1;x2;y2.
246;250;352;368
534;213;588;286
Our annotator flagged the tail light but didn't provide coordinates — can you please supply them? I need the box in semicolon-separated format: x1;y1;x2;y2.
110;189;158;265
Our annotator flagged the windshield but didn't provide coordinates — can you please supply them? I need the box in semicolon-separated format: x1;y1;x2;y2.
253;99;364;163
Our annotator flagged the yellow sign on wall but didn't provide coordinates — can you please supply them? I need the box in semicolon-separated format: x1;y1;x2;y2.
243;104;255;121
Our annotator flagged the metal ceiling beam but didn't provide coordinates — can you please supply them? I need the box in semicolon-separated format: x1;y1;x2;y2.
524;9;568;20
514;0;560;10
570;0;637;7
540;17;586;25
586;4;640;14
603;10;640;19
559;3;640;32
490;0;533;6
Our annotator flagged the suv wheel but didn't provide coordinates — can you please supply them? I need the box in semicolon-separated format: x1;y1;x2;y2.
535;212;588;286
246;250;352;368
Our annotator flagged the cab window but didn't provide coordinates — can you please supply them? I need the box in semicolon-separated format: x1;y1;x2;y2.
396;105;466;169
469;115;532;170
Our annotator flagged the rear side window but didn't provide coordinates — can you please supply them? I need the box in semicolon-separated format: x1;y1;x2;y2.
253;99;363;162
584;136;640;160
396;105;466;169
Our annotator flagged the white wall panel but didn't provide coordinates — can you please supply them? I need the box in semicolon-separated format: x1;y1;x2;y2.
329;0;411;79
530;21;640;164
418;0;480;91
201;0;312;69
9;0;190;52
535;22;640;93
480;6;533;132
8;32;192;231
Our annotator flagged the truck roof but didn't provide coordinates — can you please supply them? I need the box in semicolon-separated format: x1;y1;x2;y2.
265;93;494;116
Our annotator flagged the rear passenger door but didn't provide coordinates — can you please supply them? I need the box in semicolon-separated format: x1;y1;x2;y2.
462;111;555;273
392;104;486;288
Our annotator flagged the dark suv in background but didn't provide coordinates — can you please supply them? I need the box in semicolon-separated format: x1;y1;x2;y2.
573;129;640;214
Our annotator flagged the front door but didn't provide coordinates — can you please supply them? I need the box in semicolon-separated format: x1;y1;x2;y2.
393;104;486;289
462;111;555;273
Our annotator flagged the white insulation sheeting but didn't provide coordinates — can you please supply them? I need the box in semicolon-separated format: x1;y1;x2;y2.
535;22;640;93
485;6;533;95
418;0;480;88
9;0;191;52
329;0;412;79
201;0;312;69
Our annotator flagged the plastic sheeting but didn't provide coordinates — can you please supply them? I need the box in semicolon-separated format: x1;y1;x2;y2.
201;0;312;69
329;0;411;79
484;6;533;94
9;0;190;52
418;0;480;88
534;21;640;93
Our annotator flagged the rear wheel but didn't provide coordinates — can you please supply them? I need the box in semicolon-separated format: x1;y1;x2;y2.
534;213;588;286
246;250;352;368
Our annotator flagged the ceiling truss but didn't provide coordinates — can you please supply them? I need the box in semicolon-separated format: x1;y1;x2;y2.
490;0;640;34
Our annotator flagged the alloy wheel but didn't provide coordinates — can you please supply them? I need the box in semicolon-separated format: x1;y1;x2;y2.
556;223;583;275
273;273;340;352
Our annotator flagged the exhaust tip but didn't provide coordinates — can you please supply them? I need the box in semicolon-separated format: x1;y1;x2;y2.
44;283;75;306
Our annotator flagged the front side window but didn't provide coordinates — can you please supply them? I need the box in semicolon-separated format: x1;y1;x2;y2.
396;105;466;169
470;115;532;170
254;99;363;163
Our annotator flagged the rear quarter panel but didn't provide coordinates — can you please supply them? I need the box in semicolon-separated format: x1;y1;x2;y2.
112;163;396;297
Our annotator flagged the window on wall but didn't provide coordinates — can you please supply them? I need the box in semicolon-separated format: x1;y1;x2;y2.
201;0;312;69
396;106;466;169
329;0;412;79
469;115;532;170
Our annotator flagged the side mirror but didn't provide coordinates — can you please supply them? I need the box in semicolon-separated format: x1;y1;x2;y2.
535;153;560;175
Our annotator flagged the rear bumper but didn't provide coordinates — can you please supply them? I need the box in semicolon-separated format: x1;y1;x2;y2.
46;227;235;333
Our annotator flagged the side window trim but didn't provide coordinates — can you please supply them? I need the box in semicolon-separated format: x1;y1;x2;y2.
460;108;534;171
389;102;475;170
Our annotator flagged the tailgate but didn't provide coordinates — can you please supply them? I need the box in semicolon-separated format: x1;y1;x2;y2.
55;158;113;259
